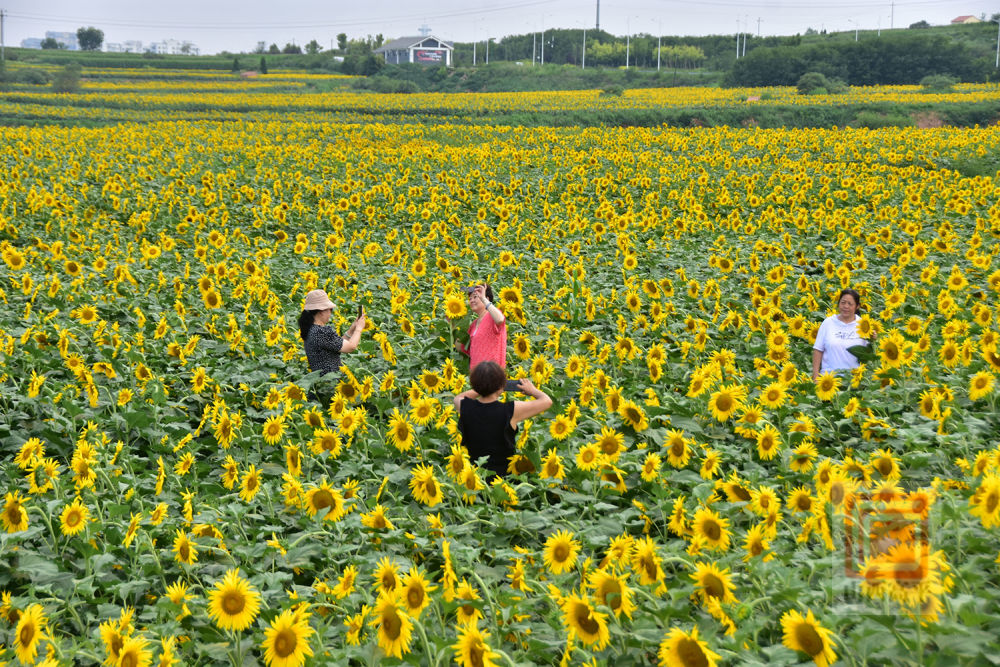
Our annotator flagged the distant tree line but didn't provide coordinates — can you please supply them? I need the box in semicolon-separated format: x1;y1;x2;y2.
726;32;990;86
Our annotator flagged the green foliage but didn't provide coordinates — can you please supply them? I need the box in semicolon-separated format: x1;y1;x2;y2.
51;62;82;93
851;110;914;128
920;74;957;92
40;37;64;50
797;71;847;95
260;56;267;74
76;26;104;51
231;57;240;73
599;84;625;97
728;31;992;86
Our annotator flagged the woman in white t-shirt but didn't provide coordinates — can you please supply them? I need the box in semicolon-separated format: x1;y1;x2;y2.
812;289;868;381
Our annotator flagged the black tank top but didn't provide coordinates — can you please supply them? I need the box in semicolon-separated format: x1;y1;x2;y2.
457;398;517;477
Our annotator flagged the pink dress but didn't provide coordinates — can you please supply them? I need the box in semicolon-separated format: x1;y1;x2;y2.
460;313;507;370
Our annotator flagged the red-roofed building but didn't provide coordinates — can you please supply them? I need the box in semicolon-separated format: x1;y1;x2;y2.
951;15;982;24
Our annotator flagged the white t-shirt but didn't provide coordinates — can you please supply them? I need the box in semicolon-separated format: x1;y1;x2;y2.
813;315;866;372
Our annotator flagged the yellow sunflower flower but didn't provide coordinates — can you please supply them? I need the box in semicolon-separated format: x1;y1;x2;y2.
207;568;261;631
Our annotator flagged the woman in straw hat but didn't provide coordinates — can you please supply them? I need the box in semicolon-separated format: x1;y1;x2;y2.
298;289;365;376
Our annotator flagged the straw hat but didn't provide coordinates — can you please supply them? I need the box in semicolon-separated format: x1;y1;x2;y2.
303;289;335;311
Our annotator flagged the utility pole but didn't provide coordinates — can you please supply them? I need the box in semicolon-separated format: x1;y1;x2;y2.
532;32;536;65
996;16;999;68
890;1;894;29
540;31;544;65
485;37;489;64
742;16;748;56
582;27;586;69
596;0;600;31
757;17;762;37
473;40;477;66
735;19;740;59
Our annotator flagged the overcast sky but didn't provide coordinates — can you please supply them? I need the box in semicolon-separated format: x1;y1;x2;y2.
5;0;995;54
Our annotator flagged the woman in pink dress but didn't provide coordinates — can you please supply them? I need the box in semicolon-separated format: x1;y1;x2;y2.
457;284;514;386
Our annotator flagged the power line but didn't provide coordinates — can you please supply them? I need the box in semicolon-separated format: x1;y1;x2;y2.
6;0;556;32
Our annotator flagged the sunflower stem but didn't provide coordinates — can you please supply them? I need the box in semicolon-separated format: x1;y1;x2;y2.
412;616;438;666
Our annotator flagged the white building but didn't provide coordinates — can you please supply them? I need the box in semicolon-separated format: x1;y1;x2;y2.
375;36;453;66
45;31;79;50
146;39;199;55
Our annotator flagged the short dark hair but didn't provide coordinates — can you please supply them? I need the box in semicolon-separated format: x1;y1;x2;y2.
470;361;506;396
838;289;861;314
483;284;495;302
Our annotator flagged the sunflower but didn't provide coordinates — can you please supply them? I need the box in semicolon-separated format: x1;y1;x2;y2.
584;426;621;461
657;626;720;667
642;452;662;482
569;442;599;472
409;464;444;507
541;449;566;481
203;289;223;309
370;593;414;659
970;474;1000;528
543;529;581;575
692;507;731;551
454;578;483;626
878;332;905;369
631;535;664;586
452;624;500;667
668;496;689;537
618;399;649;431
173;530;198;565
969;371;996;401
207;568;261;631
561;593;610;649
814;372;840;402
262;608;314;667
262;414;286;445
400;568;437;618
443;293;468;320
240;464;262;502
869;448;901;480
665;430;691;468
700;448;722;479
387;409;414;452
2;491;29;533
60;497;90;536
361;504;395;531
419;370;444;393
759;381;788;409
587;568;636;619
787;487;816;514
708;383;745;421
408;396;437;426
117;635;152;667
780;608;837;667
549;415;575;441
789;442;818;473
14;603;47;664
742;523;772;561
371;556;402;595
755;424;782;461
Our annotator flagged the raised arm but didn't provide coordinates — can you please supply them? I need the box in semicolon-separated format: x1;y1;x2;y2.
510;378;552;427
340;314;365;353
453;389;480;412
475;285;505;324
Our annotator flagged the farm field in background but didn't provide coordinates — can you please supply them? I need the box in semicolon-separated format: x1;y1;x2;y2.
2;75;1000;666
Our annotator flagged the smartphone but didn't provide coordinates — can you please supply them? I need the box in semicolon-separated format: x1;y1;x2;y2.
357;304;364;318
504;379;522;392
462;286;476;294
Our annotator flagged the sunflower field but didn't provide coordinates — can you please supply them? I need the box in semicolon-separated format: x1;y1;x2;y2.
2;69;1000;666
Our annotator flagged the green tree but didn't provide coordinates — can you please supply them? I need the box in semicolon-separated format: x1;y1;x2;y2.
268;43;280;54
254;41;266;54
76;26;104;51
260;56;268;74
40;37;64;49
232;57;240;73
305;39;322;54
283;42;302;54
337;33;348;51
52;63;82;93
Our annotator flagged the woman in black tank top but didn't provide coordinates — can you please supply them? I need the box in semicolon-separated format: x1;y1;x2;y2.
453;361;553;478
